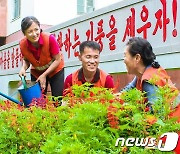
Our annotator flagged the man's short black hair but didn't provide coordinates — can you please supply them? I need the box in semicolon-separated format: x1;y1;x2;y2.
79;41;100;54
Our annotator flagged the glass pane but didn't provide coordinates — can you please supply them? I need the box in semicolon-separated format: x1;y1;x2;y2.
13;0;20;19
86;0;94;13
87;0;93;6
77;0;85;14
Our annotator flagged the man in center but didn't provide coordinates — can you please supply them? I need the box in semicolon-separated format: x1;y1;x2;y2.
63;41;114;92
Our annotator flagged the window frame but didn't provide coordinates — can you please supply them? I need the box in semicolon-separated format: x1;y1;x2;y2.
11;0;21;21
77;0;94;15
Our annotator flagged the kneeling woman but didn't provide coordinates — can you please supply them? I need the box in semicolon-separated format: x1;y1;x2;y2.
122;37;180;153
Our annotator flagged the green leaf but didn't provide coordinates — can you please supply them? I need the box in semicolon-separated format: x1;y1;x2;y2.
156;119;165;126
133;113;143;124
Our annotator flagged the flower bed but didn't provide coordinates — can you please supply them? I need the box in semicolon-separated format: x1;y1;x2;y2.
0;83;179;153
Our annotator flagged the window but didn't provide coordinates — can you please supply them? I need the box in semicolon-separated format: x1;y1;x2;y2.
77;0;94;15
77;0;85;15
12;0;20;20
86;0;94;13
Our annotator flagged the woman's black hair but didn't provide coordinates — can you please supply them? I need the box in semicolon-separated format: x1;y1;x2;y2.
21;16;42;34
126;37;160;68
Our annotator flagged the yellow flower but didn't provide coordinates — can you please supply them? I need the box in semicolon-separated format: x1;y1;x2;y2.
146;115;157;125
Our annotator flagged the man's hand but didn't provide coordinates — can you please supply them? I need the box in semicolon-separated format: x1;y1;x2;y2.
114;92;122;98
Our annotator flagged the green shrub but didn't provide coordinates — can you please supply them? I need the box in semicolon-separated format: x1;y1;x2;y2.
0;83;179;153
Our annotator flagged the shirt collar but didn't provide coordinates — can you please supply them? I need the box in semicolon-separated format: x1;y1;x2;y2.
78;68;100;84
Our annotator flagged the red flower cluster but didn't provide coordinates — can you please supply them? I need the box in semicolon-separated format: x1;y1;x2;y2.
107;105;119;129
63;87;74;97
0;100;24;111
144;106;150;112
29;95;47;109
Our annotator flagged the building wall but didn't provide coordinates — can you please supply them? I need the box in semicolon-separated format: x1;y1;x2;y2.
6;0;124;36
7;0;35;36
0;0;7;36
5;0;123;42
34;0;77;25
33;0;123;25
95;0;122;9
0;0;180;99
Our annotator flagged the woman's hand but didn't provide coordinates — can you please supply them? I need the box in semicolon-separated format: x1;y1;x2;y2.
35;53;61;90
19;67;26;77
19;59;30;77
36;74;46;90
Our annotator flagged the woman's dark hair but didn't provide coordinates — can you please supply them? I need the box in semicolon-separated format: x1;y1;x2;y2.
126;37;160;68
79;41;100;54
21;16;41;34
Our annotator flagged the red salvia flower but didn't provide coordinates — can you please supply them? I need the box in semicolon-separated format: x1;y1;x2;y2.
109;99;114;104
90;91;94;97
81;91;85;98
107;105;119;129
144;106;150;112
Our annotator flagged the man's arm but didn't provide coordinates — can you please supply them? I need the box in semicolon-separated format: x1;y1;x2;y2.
63;74;73;96
121;77;137;92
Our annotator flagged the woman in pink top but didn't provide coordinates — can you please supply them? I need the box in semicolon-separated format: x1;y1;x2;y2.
19;16;64;98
